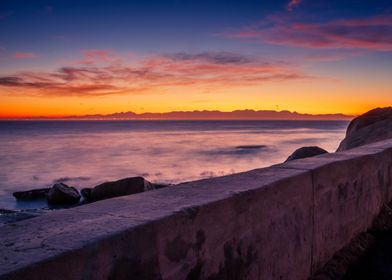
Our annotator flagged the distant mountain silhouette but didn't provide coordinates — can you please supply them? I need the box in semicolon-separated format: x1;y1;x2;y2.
49;109;353;120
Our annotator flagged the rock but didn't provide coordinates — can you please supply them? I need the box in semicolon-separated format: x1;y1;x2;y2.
13;188;50;200
89;176;156;201
0;208;16;214
47;183;81;205
285;146;328;162
337;107;392;151
154;183;171;189
235;145;267;149
81;188;92;199
0;208;49;225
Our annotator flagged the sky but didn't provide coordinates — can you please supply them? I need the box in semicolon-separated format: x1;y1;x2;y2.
0;0;392;118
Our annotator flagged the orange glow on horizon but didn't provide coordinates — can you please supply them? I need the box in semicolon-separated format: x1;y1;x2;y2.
1;51;391;119
0;82;389;119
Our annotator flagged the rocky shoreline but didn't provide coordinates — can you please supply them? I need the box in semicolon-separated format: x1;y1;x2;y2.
2;107;391;226
1;177;172;225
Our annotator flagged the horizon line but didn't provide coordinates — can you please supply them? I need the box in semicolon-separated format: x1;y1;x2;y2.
0;109;355;121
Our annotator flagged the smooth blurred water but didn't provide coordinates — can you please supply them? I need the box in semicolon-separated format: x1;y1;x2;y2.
0;120;348;209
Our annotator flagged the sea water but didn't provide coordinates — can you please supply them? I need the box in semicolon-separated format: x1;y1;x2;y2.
0;120;348;209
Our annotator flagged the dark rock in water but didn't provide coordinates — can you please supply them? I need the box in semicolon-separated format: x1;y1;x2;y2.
47;183;81;205
0;209;15;214
154;184;171;189
285;146;328;162
337;107;392;151
89;176;156;201
13;188;50;200
235;145;267;149
0;208;49;225
81;188;92;199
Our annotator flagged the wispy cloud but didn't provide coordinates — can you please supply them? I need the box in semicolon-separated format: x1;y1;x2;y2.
0;51;311;97
303;49;367;62
287;0;301;11
73;49;114;65
228;15;392;51
13;52;37;59
52;35;71;42
165;52;253;65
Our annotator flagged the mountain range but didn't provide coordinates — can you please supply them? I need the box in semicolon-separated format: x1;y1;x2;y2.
27;110;354;120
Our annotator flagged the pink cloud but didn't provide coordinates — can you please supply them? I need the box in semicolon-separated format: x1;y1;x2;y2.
13;52;37;59
287;0;301;11
228;15;392;51
303;49;367;62
73;49;114;65
0;52;312;97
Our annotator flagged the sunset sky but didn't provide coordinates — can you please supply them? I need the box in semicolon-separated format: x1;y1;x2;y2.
1;0;392;118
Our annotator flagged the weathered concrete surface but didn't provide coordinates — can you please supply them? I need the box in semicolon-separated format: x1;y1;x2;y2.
275;140;392;273
1;139;392;280
0;168;313;280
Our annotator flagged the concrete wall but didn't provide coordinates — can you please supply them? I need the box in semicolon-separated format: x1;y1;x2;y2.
1;139;392;280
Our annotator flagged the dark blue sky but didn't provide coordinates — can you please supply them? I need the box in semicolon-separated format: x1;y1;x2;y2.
1;0;391;55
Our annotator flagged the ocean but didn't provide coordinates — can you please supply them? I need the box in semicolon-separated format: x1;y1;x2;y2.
0;120;348;209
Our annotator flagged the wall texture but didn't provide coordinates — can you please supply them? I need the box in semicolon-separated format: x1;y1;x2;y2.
1;139;392;280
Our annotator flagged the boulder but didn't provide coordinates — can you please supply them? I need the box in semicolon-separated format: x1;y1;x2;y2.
13;188;50;200
285;146;328;162
89;176;156;201
154;183;171;189
0;208;48;225
81;188;92;199
337;107;392;151
47;183;81;205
